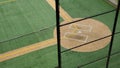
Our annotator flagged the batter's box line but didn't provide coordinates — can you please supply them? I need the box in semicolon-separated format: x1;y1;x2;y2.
69;24;93;32
64;32;88;43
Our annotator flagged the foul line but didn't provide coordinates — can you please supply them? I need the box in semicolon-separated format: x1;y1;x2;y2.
0;0;16;5
0;0;73;62
47;0;73;21
47;0;83;30
0;38;57;62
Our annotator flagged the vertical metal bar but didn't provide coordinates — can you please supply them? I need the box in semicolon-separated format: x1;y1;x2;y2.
55;0;62;68
106;0;120;68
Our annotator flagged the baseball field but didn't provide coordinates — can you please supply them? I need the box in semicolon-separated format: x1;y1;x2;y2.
0;0;120;68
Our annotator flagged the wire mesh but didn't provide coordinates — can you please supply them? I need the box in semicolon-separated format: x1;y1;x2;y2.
55;0;120;68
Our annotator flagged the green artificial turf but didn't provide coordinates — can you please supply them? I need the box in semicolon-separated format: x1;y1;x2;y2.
0;0;8;2
81;52;120;68
0;45;58;68
0;0;56;53
60;0;114;18
0;0;120;68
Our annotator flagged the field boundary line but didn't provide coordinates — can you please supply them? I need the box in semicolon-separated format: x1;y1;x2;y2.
0;38;57;62
47;0;73;21
0;0;16;5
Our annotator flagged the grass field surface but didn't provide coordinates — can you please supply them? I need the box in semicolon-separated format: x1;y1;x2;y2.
0;0;120;68
0;0;56;53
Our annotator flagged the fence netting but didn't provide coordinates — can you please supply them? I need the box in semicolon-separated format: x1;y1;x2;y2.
55;0;120;68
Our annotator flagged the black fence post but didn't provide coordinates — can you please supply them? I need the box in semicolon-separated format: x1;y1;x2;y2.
106;0;120;68
55;0;62;68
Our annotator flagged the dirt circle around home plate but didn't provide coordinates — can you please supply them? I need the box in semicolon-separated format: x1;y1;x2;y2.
54;18;112;52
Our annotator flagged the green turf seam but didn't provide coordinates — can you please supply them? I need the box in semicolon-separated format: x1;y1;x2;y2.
0;25;55;43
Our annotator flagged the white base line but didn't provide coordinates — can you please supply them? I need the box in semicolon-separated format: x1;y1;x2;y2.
64;32;88;42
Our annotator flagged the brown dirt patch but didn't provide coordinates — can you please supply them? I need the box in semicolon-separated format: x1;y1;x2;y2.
54;18;111;52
